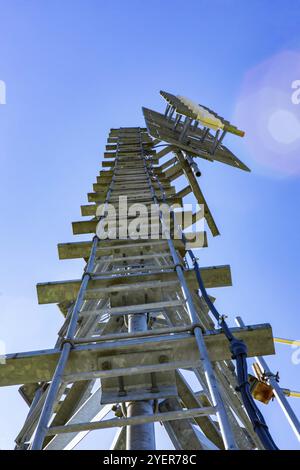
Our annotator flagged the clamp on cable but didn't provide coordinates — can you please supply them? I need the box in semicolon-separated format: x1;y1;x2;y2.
263;371;280;383
230;337;248;359
235;380;250;392
253;418;269;431
218;314;228;326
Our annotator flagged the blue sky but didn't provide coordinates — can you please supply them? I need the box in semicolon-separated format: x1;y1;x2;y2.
0;0;300;450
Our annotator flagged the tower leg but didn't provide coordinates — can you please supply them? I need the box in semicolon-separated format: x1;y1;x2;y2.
126;313;156;450
126;401;155;450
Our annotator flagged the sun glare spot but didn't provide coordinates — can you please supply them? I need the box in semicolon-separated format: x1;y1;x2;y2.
234;50;300;176
268;109;300;145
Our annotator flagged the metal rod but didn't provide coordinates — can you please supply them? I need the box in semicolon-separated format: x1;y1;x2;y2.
211;129;226;154
164;104;171;116
168;106;175;120
73;324;193;344
185;154;201;177
47;407;216;435
64;359;201;384
179;117;192;141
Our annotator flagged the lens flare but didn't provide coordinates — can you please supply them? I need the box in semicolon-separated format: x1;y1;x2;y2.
235;50;300;176
268;109;300;145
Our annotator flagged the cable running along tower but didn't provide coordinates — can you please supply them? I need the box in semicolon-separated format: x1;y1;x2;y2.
1;91;300;450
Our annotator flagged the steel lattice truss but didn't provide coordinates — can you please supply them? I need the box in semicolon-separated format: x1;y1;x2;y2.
1;91;299;450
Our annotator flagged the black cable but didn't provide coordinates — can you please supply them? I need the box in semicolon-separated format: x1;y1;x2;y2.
145;152;279;450
188;250;278;450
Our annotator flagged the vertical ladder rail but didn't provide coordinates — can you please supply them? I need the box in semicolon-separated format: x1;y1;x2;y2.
145;150;278;450
125;130;156;450
31;238;98;449
141;136;237;450
31;144;120;450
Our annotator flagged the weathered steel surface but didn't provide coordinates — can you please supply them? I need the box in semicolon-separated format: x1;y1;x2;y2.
0;324;274;387
36;265;232;304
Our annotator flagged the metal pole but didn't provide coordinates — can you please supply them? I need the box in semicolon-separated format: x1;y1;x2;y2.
126;313;156;449
236;316;300;442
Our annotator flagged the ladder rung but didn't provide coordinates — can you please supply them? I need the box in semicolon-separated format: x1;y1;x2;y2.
47;407;217;435
79;299;185;317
